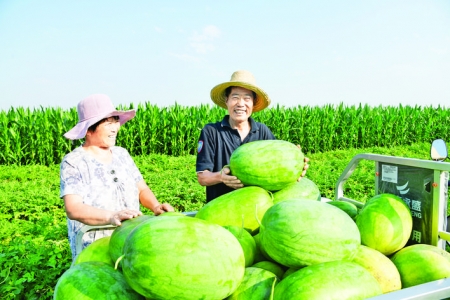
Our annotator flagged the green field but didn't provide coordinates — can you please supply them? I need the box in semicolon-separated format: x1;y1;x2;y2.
0;141;441;299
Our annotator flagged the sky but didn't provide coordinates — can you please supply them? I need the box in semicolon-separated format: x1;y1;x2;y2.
0;0;449;111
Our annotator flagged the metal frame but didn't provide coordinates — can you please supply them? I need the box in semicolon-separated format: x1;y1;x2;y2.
368;278;450;300
75;224;116;255
335;153;450;299
335;153;450;246
74;211;198;255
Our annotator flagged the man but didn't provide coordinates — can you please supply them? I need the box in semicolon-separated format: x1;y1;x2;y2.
196;70;308;202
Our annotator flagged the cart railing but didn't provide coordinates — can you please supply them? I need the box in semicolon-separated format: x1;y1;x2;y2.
335;153;450;247
75;211;198;255
368;277;450;300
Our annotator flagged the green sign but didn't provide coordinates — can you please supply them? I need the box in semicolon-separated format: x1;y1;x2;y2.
378;163;434;246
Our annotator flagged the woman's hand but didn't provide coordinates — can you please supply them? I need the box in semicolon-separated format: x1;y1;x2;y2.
153;203;175;216
109;209;142;226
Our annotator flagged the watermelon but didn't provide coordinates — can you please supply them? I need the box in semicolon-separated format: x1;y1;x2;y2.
259;199;361;268
281;267;301;280
272;177;321;204
327;200;359;220
253;233;276;263
252;233;272;264
158;211;186;217
352;244;401;293
225;267;278;300
251;261;286;280
74;236;113;267
224;225;257;267
229;140;305;191
54;261;143;299
121;215;245;300
273;261;382;300
356;193;412;255
390;244;450;288
109;215;154;268
195;186;273;234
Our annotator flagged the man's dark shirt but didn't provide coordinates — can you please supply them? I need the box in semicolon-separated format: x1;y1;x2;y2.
196;115;275;202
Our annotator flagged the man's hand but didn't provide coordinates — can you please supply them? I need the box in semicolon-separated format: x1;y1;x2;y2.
296;144;310;181
300;156;310;178
221;167;244;189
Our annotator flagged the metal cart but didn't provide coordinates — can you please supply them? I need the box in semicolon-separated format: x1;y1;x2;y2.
334;153;450;299
74;151;450;299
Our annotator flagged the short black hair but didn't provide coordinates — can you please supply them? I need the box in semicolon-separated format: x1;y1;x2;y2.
87;116;120;132
225;86;257;99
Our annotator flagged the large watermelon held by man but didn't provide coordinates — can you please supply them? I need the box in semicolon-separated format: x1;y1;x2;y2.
229;140;305;191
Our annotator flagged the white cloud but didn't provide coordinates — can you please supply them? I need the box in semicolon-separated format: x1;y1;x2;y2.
189;25;220;54
189;42;215;54
170;53;200;63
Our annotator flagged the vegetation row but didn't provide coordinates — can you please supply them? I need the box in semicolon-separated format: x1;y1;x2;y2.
1;103;449;165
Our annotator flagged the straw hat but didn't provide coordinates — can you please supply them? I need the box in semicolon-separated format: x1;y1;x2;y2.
210;70;271;112
64;94;136;140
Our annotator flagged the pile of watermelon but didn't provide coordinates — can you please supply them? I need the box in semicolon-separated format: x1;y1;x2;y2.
54;140;450;300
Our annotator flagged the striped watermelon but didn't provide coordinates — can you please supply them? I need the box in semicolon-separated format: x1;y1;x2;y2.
356;193;412;255
259;199;360;268
391;244;450;288
272;177;321;204
74;236;113;267
224;225;257;267
54;261;143;299
229;140;305;191
273;261;382;299
195;186;273;234
225;267;277;300
352;244;401;293
121;215;245;299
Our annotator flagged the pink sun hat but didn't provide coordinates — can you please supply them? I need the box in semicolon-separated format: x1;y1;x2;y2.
63;94;136;140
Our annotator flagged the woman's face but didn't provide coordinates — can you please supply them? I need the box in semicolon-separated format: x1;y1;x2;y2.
226;87;254;124
86;117;121;148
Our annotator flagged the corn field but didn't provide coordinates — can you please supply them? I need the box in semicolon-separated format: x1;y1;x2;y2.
0;102;449;166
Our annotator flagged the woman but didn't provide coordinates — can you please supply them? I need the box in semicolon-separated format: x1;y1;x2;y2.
60;94;174;260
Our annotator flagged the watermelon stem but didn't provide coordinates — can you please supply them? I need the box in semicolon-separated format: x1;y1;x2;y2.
239;214;244;239
255;204;261;227
269;276;277;300
114;255;124;270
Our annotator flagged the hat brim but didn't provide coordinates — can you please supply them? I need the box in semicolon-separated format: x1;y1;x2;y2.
63;109;136;140
210;81;270;113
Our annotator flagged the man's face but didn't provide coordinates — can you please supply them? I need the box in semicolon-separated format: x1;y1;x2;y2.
226;87;254;123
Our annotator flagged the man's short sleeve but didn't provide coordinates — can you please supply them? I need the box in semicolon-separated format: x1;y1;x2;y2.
256;122;276;140
196;125;216;173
